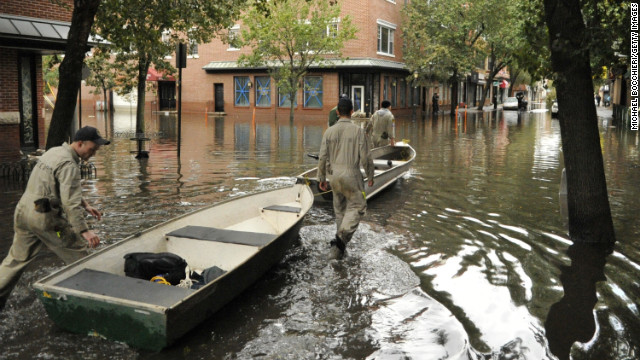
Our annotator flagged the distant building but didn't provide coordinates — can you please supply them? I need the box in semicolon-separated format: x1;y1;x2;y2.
0;0;73;163
96;0;423;119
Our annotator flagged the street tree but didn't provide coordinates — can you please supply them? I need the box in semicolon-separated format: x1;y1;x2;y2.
473;0;527;110
93;0;244;135
541;0;618;246
84;45;116;114
403;0;484;113
46;0;101;149
237;0;357;122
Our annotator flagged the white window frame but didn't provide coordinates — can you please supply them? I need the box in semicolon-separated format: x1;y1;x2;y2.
187;27;199;59
228;24;240;51
377;20;396;57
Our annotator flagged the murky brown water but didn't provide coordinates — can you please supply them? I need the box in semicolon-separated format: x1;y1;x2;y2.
0;107;638;359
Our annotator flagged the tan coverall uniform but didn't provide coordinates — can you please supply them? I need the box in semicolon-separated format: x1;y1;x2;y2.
318;118;374;244
368;108;395;148
0;143;89;309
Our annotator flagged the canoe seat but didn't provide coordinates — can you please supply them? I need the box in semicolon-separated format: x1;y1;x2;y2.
261;205;301;214
55;269;194;307
166;225;276;247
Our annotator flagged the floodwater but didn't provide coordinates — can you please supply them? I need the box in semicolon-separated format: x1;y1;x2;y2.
0;107;638;360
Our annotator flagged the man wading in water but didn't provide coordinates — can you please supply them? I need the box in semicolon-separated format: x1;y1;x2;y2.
317;98;374;259
0;126;109;311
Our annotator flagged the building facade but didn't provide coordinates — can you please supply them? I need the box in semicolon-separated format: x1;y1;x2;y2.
156;0;423;118
0;0;73;163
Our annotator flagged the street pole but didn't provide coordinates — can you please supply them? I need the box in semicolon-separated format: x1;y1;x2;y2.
177;43;187;158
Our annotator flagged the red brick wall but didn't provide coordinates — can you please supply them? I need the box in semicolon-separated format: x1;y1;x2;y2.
35;56;46;149
0;126;21;163
0;48;21;163
0;49;19;113
0;0;73;22
195;0;405;62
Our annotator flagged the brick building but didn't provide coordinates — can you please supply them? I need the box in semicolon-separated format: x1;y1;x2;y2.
147;0;425;118
0;0;73;163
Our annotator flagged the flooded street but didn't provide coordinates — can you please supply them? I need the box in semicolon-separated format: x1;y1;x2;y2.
0;108;638;359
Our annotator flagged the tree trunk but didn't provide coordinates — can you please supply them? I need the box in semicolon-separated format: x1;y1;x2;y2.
288;85;297;122
477;71;500;111
102;86;108;114
449;71;458;117
542;0;615;245
136;57;150;135
46;0;101;149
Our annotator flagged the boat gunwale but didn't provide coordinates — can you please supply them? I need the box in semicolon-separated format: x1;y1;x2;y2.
33;184;314;311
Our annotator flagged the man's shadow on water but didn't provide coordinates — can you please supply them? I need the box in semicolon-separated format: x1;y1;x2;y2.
545;242;613;360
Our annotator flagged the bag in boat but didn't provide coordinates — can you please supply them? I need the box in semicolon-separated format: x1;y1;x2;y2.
124;252;187;285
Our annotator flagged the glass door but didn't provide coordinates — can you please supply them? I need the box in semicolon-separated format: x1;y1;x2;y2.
351;86;364;112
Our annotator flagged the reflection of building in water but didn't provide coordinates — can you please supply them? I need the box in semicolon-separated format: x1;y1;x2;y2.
157;113;178;139
214;117;225;146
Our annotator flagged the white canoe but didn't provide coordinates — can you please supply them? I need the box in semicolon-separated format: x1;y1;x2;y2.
33;183;314;350
297;141;416;203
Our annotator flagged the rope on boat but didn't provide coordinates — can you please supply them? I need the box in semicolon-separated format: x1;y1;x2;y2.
177;266;194;288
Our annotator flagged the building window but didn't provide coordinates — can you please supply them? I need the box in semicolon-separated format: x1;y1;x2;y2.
383;76;389;101
377;20;395;56
399;78;406;107
188;38;198;57
255;76;271;107
234;76;250;106
162;30;171;45
278;88;297;107
391;78;397;107
303;76;323;108
327;20;339;38
228;25;240;51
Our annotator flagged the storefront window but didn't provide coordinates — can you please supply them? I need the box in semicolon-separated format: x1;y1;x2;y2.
278;88;297;107
303;76;323;108
399;78;406;107
234;76;250;106
255;76;271;107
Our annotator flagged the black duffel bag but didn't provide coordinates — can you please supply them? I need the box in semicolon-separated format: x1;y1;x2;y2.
124;252;187;285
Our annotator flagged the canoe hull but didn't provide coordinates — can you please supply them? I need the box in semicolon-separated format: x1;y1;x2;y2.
34;184;313;350
297;142;415;204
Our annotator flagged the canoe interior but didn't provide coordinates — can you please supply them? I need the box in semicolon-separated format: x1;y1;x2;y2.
32;184;314;350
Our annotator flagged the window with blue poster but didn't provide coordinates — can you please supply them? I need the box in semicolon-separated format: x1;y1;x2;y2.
278;87;297;107
234;76;250;106
255;76;271;107
303;76;323;108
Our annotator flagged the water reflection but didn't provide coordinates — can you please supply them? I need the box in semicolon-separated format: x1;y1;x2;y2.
0;108;639;359
545;243;611;360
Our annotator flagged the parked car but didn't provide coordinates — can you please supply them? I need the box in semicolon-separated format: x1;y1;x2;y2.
503;97;519;110
551;101;558;117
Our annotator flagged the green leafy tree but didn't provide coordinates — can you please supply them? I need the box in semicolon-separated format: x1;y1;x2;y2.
238;0;357;121
93;0;244;135
84;45;116;113
473;0;527;110
42;55;61;95
46;0;101;149
403;0;484;111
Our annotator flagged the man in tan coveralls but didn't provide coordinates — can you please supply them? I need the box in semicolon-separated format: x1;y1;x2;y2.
318;98;374;259
0;126;109;311
367;100;395;148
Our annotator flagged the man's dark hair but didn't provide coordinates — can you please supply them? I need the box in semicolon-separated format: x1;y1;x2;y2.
337;98;353;116
381;100;391;108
